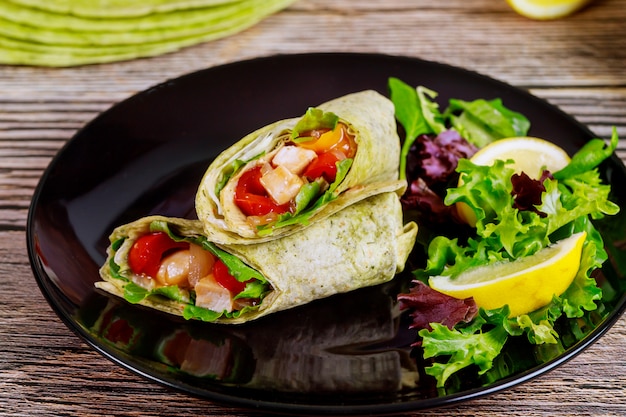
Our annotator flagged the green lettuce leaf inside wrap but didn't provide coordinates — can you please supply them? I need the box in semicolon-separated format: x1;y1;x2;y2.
256;157;353;235
108;220;271;321
215;107;356;236
291;107;339;141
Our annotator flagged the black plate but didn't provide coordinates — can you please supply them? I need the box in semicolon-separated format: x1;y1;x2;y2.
27;53;626;415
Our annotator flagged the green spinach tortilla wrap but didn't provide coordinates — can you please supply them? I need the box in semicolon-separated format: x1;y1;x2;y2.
97;192;417;324
195;90;404;244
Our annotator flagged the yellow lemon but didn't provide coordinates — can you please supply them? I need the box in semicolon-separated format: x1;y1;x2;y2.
429;231;586;317
456;136;571;226
506;0;592;20
468;136;570;179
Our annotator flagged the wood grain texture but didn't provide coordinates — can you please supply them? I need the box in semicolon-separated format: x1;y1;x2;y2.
1;0;625;415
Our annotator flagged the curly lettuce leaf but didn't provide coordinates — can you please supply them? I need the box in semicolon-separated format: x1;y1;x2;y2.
444;148;619;261
419;307;511;387
445;159;516;227
560;237;604;317
516;301;562;345
420;238;606;388
444;159;549;259
414;235;508;282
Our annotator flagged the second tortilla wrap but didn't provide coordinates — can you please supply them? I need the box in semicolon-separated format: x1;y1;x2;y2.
97;192;417;324
195;90;403;244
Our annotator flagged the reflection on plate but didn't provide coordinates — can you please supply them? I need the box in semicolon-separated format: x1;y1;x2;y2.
26;53;626;415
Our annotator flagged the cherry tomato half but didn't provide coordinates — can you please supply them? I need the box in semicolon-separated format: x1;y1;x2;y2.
127;232;188;278
213;259;248;294
234;166;290;216
235;165;266;196
303;151;344;183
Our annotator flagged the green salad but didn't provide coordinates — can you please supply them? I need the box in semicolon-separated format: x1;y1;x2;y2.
389;77;621;388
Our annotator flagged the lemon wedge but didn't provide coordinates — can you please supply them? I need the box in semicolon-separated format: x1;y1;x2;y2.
429;231;586;317
506;0;592;20
468;136;570;179
456;136;571;226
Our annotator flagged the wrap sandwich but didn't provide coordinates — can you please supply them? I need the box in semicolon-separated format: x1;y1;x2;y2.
195;90;404;243
97;192;418;324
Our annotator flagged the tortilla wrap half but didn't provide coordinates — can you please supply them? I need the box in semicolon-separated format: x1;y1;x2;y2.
195;90;403;244
96;192;417;324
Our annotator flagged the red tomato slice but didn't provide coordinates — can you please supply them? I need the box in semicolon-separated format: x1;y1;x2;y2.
213;259;248;294
303;150;344;183
234;166;290;216
127;232;188;278
235;166;267;196
235;194;287;217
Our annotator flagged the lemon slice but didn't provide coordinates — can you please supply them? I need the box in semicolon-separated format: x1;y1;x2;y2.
506;0;592;20
429;231;586;317
468;136;570;179
456;136;571;226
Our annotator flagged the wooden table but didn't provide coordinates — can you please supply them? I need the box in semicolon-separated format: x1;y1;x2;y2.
1;1;625;415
